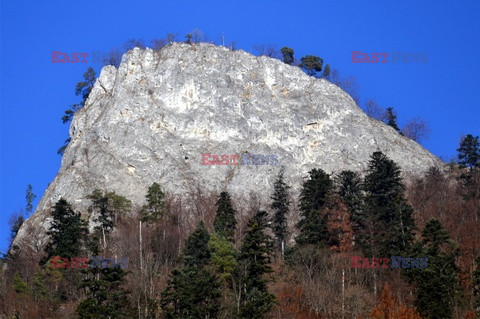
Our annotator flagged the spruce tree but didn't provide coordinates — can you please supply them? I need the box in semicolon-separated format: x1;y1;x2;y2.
214;192;237;242
161;222;221;319
44;198;87;262
336;170;364;249
336;170;363;227
25;184;36;214
457;134;480;169
183;221;211;268
456;135;480;199
77;265;135;319
296;168;332;246
407;219;459;319
141;182;166;223
363;152;415;256
270;170;290;254
386;107;401;133
235;211;275;319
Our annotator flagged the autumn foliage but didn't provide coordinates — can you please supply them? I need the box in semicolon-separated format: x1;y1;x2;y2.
370;284;422;319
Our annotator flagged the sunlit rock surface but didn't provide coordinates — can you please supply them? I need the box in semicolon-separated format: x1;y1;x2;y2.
15;43;443;247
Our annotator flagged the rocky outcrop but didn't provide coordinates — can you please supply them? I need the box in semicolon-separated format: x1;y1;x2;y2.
15;43;443;247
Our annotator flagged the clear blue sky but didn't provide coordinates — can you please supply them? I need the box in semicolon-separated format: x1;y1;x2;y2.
1;0;479;253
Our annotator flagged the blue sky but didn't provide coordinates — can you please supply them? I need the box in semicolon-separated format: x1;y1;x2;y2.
1;0;479;253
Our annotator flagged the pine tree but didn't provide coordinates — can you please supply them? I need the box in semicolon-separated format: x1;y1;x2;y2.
270;170;290;255
140;182;166;223
209;233;237;281
88;189;131;249
214;192;237;242
386;107;401;133
77;265;135;319
59;67;96;154
299;55;323;77
62;67;96;124
161;221;221;319
235;211;275;319
296;168;332;246
280;47;294;65
32;271;48;302
363;152;415;256
44;198;87;262
8;213;24;252
407;219;459;319
457;134;480;169
11;273;29;294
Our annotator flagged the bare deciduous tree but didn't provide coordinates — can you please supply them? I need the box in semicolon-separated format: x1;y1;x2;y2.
102;48;123;67
191;29;208;43
228;40;237;51
152;38;167;51
330;69;361;105
124;38;146;51
401;117;431;143
363;99;387;122
253;44;280;59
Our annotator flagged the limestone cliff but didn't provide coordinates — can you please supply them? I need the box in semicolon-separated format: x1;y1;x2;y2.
15;43;443;247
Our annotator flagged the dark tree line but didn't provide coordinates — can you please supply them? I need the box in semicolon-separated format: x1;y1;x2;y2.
5;136;480;318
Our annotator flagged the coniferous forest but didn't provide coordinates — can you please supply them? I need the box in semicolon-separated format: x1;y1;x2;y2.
2;144;480;318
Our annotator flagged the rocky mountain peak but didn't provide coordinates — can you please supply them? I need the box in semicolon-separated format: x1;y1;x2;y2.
15;42;443;247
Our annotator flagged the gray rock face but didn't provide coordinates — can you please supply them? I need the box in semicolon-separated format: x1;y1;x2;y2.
15;43;443;247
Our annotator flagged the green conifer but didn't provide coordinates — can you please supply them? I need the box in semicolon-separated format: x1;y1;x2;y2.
407;219;459;319
236;211;275;318
363;152;415;256
270;170;290;254
44;198;87;262
386;107;401;132
77;264;134;319
141;182;166;223
296;169;332;246
457;134;480;169
161;222;221;318
214;192;237;242
280;47;294;65
299;55;323;77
